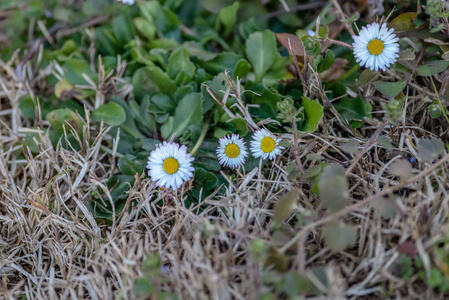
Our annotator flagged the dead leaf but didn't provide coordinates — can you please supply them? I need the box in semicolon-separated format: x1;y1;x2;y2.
276;33;305;56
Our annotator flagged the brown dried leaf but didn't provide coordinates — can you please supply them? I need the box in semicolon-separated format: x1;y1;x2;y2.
275;33;305;56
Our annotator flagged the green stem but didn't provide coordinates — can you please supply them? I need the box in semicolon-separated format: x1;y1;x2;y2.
190;117;210;156
430;76;449;125
334;63;360;83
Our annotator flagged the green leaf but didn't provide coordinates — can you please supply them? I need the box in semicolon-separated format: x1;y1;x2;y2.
218;2;240;35
230;118;248;136
200;52;241;75
233;59;251;78
62;58;97;85
91;102;126;126
318;164;347;212
273;188;300;223
171;93;203;139
113;14;135;45
134;17;156;40
110;96;144;140
323;221;357;252
389;12;419;31
167;48;196;82
333;97;367;121
301;97;323;132
358;69;378;88
132;66;177;99
161;116;174;140
118;154;145;176
134;278;154;297
417;138;445;162
417;60;449;76
373;80;407;99
19;96;37;120
46;108;84;135
151;94;175;113
318;50;335;73
246;30;277;82
183;41;217;61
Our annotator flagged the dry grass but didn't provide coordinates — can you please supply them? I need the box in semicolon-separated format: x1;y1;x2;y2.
1;30;449;300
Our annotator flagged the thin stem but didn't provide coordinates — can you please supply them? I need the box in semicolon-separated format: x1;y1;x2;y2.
190;117;210;156
430;76;449;125
327;38;354;50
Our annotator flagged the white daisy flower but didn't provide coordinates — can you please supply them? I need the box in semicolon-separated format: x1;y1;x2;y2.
216;134;248;169
352;22;400;71
117;0;135;5
250;129;284;160
147;142;194;190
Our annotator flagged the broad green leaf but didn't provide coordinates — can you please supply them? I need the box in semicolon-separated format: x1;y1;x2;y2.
118;154;146;176
24;130;41;154
318;164;347;212
113;14;135;45
323;221;357;252
373;80;407;99
333;97;367;121
318;50;335;73
54;79;75;100
389;12;419;31
246;30;277;82
264;247;288;272
261;52;293;85
110;96;144;140
183;41;217;61
200;52;241;75
417;60;449;76
91;102;126;126
132;66;176;99
19;96;37;120
233;59;251;78
161;116;174;140
134;17;156;40
171;93;203;139
372;197;397;219
230;118;248;136
151;94;175;113
62;58;97;85
218;2;240;35
358;69;377;88
273;188;300;223
301;97;323;132
134;278;153;297
46;108;84;135
167;48;196;81
417;138;445;162
95;28;120;56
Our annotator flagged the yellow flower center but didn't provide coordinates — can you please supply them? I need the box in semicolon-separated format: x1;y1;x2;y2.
163;157;179;174
225;143;240;158
261;136;276;153
367;39;384;55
